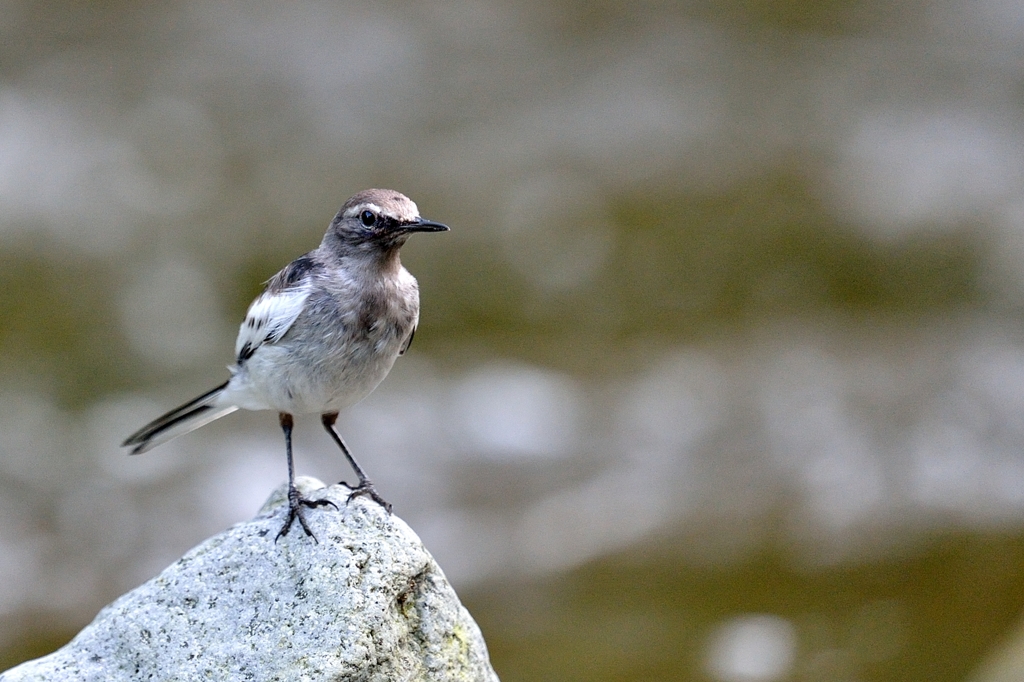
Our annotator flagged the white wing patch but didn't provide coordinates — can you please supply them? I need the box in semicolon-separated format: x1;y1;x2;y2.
234;283;312;362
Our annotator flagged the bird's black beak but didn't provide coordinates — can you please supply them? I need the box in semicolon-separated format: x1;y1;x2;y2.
401;218;450;233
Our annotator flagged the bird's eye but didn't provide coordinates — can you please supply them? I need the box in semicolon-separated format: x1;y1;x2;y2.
360;210;376;227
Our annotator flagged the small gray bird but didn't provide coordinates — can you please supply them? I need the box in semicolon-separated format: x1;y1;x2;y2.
123;189;449;540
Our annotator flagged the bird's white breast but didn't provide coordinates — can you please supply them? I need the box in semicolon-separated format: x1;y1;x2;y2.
220;265;420;415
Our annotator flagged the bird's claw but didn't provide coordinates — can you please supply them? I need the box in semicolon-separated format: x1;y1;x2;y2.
275;486;338;542
340;479;393;514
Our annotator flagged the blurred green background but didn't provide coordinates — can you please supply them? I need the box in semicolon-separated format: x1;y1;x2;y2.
3;1;1024;680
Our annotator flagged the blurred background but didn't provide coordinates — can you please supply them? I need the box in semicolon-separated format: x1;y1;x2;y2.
2;1;1024;680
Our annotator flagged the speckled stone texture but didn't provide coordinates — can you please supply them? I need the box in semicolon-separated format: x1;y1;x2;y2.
1;477;499;682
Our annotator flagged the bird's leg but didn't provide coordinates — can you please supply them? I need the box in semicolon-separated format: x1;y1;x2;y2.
276;412;337;542
321;412;392;513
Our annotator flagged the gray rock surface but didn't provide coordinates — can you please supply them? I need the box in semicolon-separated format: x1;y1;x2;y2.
1;477;499;682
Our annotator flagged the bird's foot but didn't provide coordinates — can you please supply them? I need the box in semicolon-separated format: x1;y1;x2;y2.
340;478;393;514
275;486;339;543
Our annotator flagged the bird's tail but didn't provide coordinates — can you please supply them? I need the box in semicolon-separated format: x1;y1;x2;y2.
122;381;239;455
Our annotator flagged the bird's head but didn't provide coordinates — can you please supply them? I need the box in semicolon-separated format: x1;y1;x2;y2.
327;189;449;254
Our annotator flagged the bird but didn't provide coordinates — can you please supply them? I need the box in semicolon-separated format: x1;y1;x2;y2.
122;189;449;540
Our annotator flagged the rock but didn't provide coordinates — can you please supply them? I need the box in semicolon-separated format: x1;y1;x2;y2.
1;477;499;682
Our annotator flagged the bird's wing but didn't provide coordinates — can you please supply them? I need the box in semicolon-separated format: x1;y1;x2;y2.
234;255;319;363
399;325;415;356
